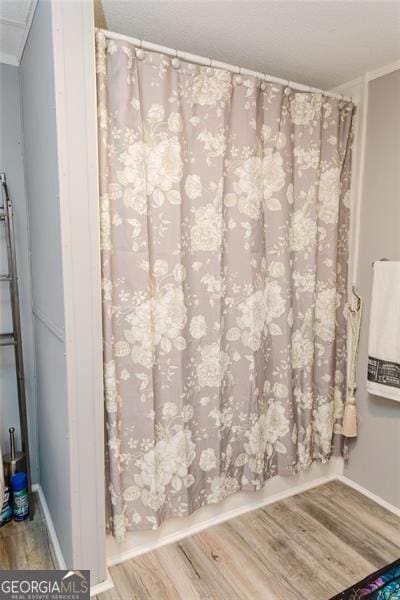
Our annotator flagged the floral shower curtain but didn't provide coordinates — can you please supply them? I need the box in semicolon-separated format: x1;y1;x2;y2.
96;31;355;540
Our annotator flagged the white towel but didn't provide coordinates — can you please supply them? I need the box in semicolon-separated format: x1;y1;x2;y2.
367;261;400;402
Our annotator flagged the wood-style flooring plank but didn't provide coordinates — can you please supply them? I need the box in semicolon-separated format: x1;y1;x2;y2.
0;493;54;570
99;481;400;600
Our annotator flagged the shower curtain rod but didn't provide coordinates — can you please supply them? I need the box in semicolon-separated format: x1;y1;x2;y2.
99;28;352;103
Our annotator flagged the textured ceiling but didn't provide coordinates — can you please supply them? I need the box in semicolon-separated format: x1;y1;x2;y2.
95;0;400;89
0;0;36;65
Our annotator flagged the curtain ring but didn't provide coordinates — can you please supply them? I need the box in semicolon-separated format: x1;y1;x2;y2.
260;77;267;92
135;40;145;60
171;47;180;69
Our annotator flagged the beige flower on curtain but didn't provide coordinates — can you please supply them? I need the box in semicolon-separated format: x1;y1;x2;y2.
119;135;183;212
185;174;202;199
235;157;263;219
197;343;230;387
135;429;196;508
313;403;334;455
191;203;222;251
315;287;338;342
290;93;322;125
291;329;314;369
199;448;217;472
190;315;207;339
237;289;267;350
190;69;232;107
318;167;341;224
289;207;318;252
104;360;118;413
234;151;286;218
263;149;286;199
207;474;240;504
265;279;286;323
125;286;187;367
244;402;290;472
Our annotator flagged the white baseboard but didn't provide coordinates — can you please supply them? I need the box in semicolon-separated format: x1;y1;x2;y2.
107;462;341;567
32;483;66;569
89;571;114;597
337;475;400;517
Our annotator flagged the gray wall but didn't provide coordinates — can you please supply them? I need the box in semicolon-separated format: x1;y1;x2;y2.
0;63;38;482
345;69;400;507
19;0;73;566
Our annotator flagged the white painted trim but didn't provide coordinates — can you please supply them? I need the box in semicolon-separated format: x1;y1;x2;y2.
17;0;38;64
51;0;106;585
337;476;400;517
32;483;67;569
331;60;400;92
366;60;400;82
90;572;114;597
350;75;369;288
107;472;338;567
0;52;19;66
32;306;65;342
34;483;114;595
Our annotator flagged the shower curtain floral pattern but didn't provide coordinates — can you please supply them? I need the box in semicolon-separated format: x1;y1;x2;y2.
96;31;355;539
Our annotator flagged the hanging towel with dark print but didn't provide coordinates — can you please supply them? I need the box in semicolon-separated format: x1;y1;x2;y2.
367;261;400;402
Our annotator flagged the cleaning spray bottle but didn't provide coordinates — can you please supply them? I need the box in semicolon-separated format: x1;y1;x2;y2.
11;471;29;521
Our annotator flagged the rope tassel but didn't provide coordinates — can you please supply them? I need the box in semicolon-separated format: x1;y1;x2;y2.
343;394;358;438
344;287;363;438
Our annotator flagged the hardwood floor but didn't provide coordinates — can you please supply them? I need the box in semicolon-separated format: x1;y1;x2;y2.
0;492;54;569
97;481;400;600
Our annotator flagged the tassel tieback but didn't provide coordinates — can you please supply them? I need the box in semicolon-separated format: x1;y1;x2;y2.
343;394;357;438
344;287;363;439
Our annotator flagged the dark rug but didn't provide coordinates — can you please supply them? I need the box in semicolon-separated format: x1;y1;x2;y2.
331;558;400;599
